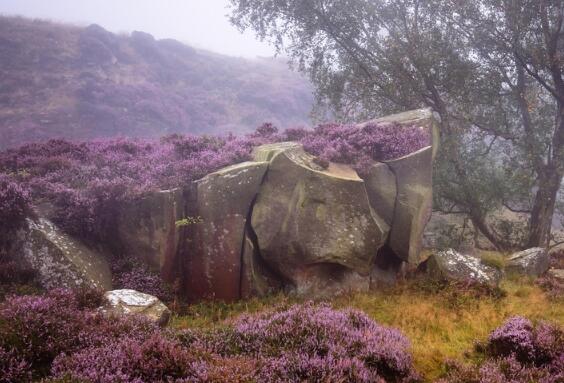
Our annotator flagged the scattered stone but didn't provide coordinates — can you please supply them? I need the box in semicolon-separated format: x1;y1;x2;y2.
424;248;502;286
547;268;564;282
102;289;171;326
19;217;112;290
506;247;549;277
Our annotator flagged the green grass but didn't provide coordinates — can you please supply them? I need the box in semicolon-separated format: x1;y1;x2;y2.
479;250;508;270
172;279;563;382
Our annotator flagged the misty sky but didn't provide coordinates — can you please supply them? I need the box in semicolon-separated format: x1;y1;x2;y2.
0;0;276;57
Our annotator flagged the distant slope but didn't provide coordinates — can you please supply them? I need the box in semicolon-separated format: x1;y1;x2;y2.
0;16;313;149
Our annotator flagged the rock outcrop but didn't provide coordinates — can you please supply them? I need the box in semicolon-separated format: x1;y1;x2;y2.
506;248;550;277
19;217;112;290
107;108;438;301
423;249;502;286
102;289;171;326
250;143;387;296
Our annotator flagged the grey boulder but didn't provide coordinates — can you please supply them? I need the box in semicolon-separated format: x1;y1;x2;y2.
102;289;171;326
506;247;549;277
425;248;502;286
19;217;112;290
250;142;387;296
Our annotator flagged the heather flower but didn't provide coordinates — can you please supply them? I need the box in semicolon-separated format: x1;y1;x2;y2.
0;289;157;380
440;318;563;383
51;334;208;383
195;303;419;382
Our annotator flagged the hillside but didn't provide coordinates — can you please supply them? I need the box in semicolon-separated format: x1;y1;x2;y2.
0;16;313;149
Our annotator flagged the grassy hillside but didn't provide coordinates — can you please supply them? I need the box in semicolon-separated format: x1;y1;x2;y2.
0;16;313;149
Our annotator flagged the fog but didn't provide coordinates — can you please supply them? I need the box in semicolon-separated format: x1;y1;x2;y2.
0;0;275;57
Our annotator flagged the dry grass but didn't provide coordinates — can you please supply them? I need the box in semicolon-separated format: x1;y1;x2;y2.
172;278;563;382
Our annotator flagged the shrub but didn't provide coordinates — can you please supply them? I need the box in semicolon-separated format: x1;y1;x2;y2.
0;122;427;242
194;303;419;382
0;173;31;235
111;257;173;302
301;122;430;174
439;317;563;383
51;334;208;383
0;289;157;379
0;348;31;383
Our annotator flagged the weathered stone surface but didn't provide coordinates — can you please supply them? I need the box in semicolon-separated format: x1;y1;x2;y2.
425;248;502;286
506;247;549;277
183;161;268;302
117;188;184;280
363;162;397;226
385;147;434;265
250;142;387;296
102;289;171;326
20;217;112;290
547;268;564;282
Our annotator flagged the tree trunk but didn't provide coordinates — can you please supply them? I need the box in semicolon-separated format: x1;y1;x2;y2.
527;103;564;248
527;167;563;248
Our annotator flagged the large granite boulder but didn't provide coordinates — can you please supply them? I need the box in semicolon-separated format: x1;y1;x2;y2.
19;217;112;290
506;248;550;277
117;188;184;281
424;248;502;286
182;161;268;302
250;142;388;296
102;289;171;326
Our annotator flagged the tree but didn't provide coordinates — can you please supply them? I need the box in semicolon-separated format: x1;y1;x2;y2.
229;0;563;249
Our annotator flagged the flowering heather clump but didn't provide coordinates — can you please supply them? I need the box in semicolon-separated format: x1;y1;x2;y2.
440;317;563;383
112;258;173;302
195;303;419;382
51;334;208;383
301;122;430;174
0;288;157;379
0;173;31;235
0;348;31;383
0;122;427;241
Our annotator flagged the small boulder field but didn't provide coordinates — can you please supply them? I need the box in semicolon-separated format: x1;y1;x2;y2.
0;109;562;382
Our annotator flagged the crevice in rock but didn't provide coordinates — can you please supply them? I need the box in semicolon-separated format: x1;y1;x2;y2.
238;166;289;298
382;161;399;233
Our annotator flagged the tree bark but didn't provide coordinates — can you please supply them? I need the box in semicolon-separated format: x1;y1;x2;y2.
527;103;564;248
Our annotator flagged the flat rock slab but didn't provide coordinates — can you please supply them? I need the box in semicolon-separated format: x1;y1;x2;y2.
20;217;112;290
251;142;387;295
183;161;268;302
425;248;502;286
506;247;549;277
103;289;171;326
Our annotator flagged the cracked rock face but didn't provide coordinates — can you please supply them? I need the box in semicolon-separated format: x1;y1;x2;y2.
102;289;171;326
506;247;549;277
20;217;112;290
384;147;434;265
250;143;387;296
182;161;268;302
425;249;502;286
